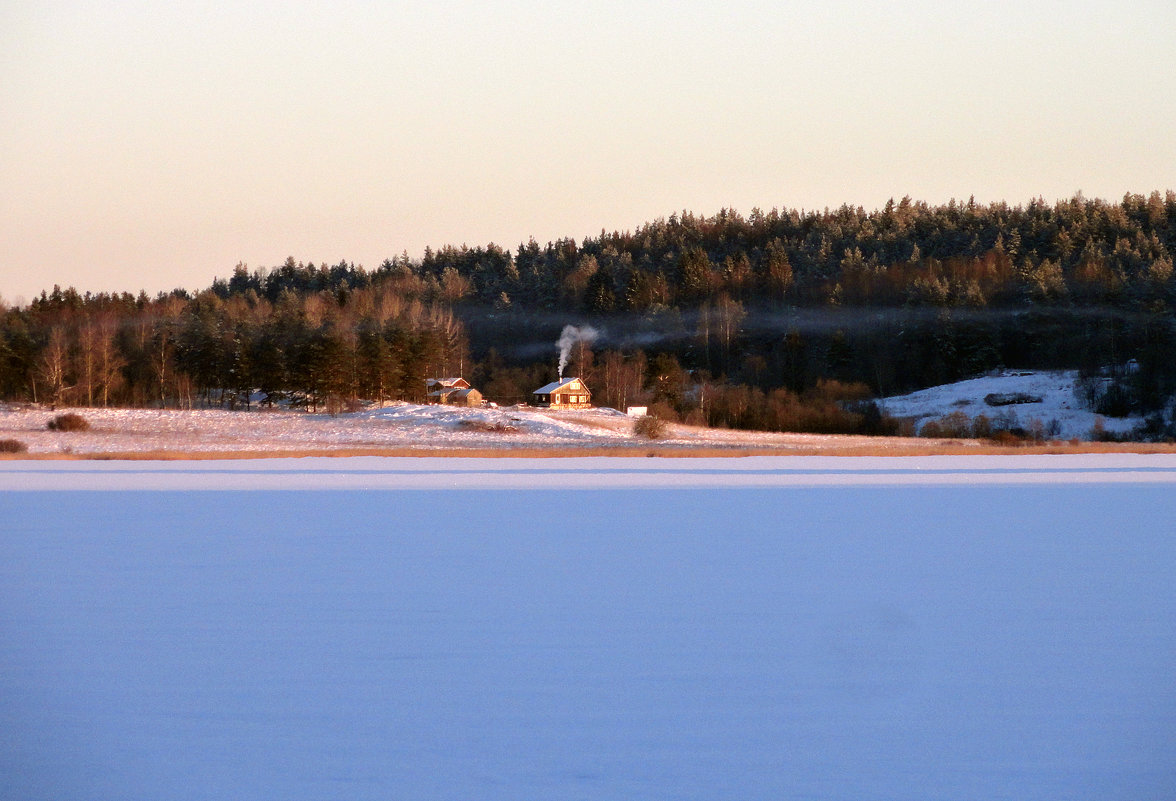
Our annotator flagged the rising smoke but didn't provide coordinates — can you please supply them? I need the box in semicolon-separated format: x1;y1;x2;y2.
557;324;598;378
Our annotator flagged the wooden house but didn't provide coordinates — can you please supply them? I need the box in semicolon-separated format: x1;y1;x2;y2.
425;378;482;406
532;377;592;409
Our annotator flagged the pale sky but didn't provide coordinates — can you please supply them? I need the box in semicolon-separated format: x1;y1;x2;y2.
2;0;1174;304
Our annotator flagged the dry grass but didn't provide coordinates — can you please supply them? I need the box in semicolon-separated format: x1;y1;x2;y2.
3;438;1176;461
553;415;631;433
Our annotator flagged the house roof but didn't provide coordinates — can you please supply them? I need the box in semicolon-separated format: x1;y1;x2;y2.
428;386;481;401
533;378;589;394
426;377;469;388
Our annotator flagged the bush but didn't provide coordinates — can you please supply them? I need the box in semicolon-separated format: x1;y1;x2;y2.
1089;416;1144;442
47;413;90;432
1096;382;1134;418
919;411;973;439
646;401;679;423
970;413;994;439
0;438;28;453
633;414;668;440
984;392;1044;407
990;429;1027;446
853;401;903;436
456;418;519;433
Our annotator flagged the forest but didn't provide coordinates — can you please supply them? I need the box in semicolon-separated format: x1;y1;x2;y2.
2;191;1176;437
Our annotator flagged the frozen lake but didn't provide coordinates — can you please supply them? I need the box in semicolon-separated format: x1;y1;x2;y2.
3;456;1175;800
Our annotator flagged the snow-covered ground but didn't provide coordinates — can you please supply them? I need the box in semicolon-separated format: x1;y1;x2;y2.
0;402;636;454
0;371;1157;456
3;456;1175;800
0;371;1159;457
881;369;1144;439
0;402;979;455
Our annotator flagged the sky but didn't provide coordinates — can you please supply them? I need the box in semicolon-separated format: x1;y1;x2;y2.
2;0;1175;304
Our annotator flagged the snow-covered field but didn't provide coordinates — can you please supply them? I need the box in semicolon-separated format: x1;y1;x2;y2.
0;370;1152;459
0;369;1155;457
3;456;1175;800
0;402;971;455
881;369;1144;439
0;402;639;454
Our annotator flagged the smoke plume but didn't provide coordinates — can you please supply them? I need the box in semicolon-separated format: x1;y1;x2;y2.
557;324;598;378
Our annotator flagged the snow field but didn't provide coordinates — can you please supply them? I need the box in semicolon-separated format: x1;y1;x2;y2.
0;402;975;455
0;402;633;454
881;369;1143;439
0;369;1152;458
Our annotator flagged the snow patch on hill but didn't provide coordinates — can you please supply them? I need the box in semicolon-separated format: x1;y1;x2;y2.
881;370;1142;439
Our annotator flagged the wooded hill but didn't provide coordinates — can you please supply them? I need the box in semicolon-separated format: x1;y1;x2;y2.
413;191;1176;311
2;192;1175;437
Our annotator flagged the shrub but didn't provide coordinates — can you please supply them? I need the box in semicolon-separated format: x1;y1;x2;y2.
633;414;668;440
984;392;1043;407
807;379;873;404
919;411;973;439
646;401;679;423
970;413;994;439
1096;382;1134;418
47;413;90;432
854;401;903;436
1089;417;1144;442
0;438;28;453
456;418;519;433
990;429;1026;446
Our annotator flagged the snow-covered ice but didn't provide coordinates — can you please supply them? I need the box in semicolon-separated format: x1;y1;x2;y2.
3;456;1175;800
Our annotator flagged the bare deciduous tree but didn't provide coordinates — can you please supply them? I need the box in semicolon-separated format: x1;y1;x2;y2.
36;327;71;407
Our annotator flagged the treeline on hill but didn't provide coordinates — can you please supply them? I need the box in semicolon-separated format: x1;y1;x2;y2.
2;192;1176;437
413;191;1176;312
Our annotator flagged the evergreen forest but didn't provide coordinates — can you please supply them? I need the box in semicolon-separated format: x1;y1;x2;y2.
3;192;1176;437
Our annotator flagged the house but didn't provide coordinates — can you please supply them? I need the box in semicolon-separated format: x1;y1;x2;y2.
532;377;592;409
425;377;482;406
447;387;483;406
426;377;470;392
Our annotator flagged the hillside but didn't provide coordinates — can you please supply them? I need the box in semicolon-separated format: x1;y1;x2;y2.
881;370;1144;440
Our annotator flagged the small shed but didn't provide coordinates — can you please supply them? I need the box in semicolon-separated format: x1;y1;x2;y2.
448;387;483;406
532;377;592;409
426;377;481;406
